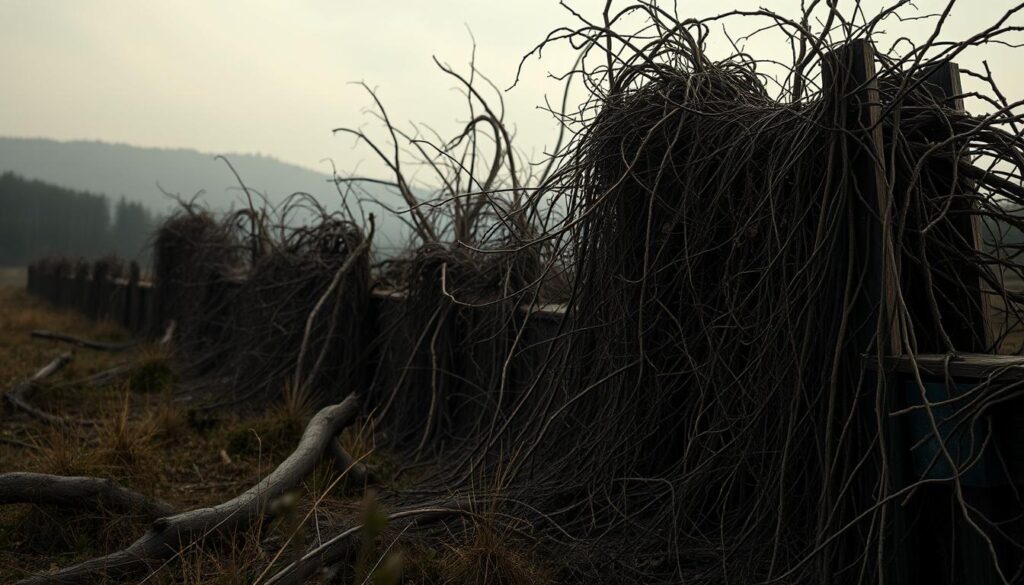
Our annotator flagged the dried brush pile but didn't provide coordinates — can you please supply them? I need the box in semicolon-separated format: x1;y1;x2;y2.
153;200;372;407
373;243;536;452
460;4;1024;584
153;208;241;355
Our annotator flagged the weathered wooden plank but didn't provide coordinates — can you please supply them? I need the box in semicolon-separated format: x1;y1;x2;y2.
822;39;908;584
370;287;566;320
823;39;900;351
867;352;1024;380
917;61;993;351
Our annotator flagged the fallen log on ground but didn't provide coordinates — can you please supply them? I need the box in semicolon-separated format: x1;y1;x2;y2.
31;330;135;352
0;472;175;519
48;362;131;390
2;352;99;426
15;393;361;585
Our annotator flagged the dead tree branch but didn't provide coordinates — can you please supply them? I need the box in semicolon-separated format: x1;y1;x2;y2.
14;394;361;585
0;472;175;519
2;352;98;426
31;330;134;352
328;438;376;486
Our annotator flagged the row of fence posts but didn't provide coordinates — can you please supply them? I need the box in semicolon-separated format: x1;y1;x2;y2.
26;261;160;336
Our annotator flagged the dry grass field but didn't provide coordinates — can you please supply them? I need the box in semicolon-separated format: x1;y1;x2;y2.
0;267;26;288
0;287;548;584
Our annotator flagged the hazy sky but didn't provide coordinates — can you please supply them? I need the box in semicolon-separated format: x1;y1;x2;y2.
2;1;1023;180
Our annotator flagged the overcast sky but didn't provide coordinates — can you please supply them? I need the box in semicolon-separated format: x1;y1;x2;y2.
2;1;1023;181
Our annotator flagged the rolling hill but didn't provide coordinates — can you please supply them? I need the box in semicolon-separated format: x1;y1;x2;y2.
0;136;411;253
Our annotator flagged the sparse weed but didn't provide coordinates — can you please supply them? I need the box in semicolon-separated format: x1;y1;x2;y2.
150;397;188;439
95;392;157;477
438;521;550;585
166;521;273;585
29;425;93;476
224;382;318;459
225;412;302;460
280;379;320;424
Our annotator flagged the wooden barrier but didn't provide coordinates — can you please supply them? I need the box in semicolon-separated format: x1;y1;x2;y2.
24;262;159;335
23;262;565;339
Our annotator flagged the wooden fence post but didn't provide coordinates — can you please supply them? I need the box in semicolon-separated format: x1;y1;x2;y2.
91;263;106;321
141;282;157;336
26;263;36;296
904;61;1004;584
54;264;69;307
125;262;140;331
911;62;993;351
74;262;89;314
49;266;60;305
823;53;1007;583
822;39;908;584
110;278;125;325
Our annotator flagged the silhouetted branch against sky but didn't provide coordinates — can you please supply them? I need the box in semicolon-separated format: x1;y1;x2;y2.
1;1;1022;180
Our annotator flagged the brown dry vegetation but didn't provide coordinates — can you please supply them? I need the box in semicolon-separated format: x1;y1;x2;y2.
0;267;26;288
0;286;549;584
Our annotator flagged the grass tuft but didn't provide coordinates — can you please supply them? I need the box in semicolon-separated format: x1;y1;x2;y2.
150;401;189;441
225;411;303;459
29;426;94;476
94;393;157;478
127;347;175;393
439;523;551;585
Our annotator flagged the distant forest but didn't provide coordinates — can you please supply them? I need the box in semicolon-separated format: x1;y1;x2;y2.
0;172;156;266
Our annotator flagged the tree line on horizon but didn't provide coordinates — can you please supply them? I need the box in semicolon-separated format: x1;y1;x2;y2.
0;171;157;266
